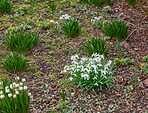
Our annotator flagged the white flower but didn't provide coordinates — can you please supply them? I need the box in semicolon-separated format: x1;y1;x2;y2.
0;95;4;99
0;81;2;85
5;89;10;93
16;91;19;94
93;76;97;80
59;16;63;19
55;21;58;24
69;77;73;81
20;82;23;85
15;84;19;87
0;91;3;94
19;87;23;91
28;92;31;96
16;77;20;80
13;82;16;86
24;86;27;90
94;83;98;86
49;20;54;23
8;94;12;97
91;19;95;22
22;78;26;82
13;94;16;98
10;84;13;89
71;93;75;96
5;86;8;89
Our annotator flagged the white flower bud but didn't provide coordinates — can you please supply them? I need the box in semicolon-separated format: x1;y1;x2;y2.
22;78;26;82
19;87;23;91
24;86;27;90
13;95;16;98
28;92;31;96
10;84;13;89
5;89;10;93
0;91;3;94
16;77;20;80
16;91;19;94
0;95;4;99
20;83;23;85
15;84;19;87
8;94;12;97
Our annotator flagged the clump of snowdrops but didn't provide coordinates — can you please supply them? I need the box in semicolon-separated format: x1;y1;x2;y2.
0;77;31;113
62;53;115;91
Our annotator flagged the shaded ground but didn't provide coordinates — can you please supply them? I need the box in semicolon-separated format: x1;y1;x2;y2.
0;0;148;112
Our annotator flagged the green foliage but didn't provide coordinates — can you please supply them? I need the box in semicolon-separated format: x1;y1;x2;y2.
84;37;110;56
114;57;134;66
80;0;111;6
115;41;122;57
0;77;31;113
126;0;137;7
1;53;29;73
4;31;40;54
48;1;56;11
62;18;80;38
63;54;115;91
102;20;129;41
0;0;12;13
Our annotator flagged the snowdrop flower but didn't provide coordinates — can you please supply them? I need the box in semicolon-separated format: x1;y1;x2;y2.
94;83;98;86
5;89;10;93
49;20;54;23
10;84;13;89
5;86;8;89
0;91;3;94
59;16;63;19
19;87;23;91
93;76;97;80
8;94;12;97
15;84;19;87
22;78;26;82
91;19;96;22
55;21;58;24
16;91;19;94
20;82;23;85
24;86;27;90
0;81;2;85
69;77;73;81
13;95;16;98
13;82;16;86
28;92;31;96
0;95;4;99
16;77;20;80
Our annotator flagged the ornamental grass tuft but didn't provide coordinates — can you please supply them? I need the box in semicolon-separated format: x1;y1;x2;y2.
84;37;110;56
4;31;40;54
102;20;129;41
1;53;29;73
0;0;12;13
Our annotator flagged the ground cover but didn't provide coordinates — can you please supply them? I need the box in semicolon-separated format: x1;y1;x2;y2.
0;0;148;112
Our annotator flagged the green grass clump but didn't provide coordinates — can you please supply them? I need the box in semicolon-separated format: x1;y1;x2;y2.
4;31;40;54
102;20;129;41
1;53;29;73
0;0;12;13
126;0;137;7
84;37;110;56
62;18;80;38
80;0;111;6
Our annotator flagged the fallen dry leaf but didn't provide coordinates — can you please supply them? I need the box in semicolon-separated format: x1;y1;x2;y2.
0;26;4;30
